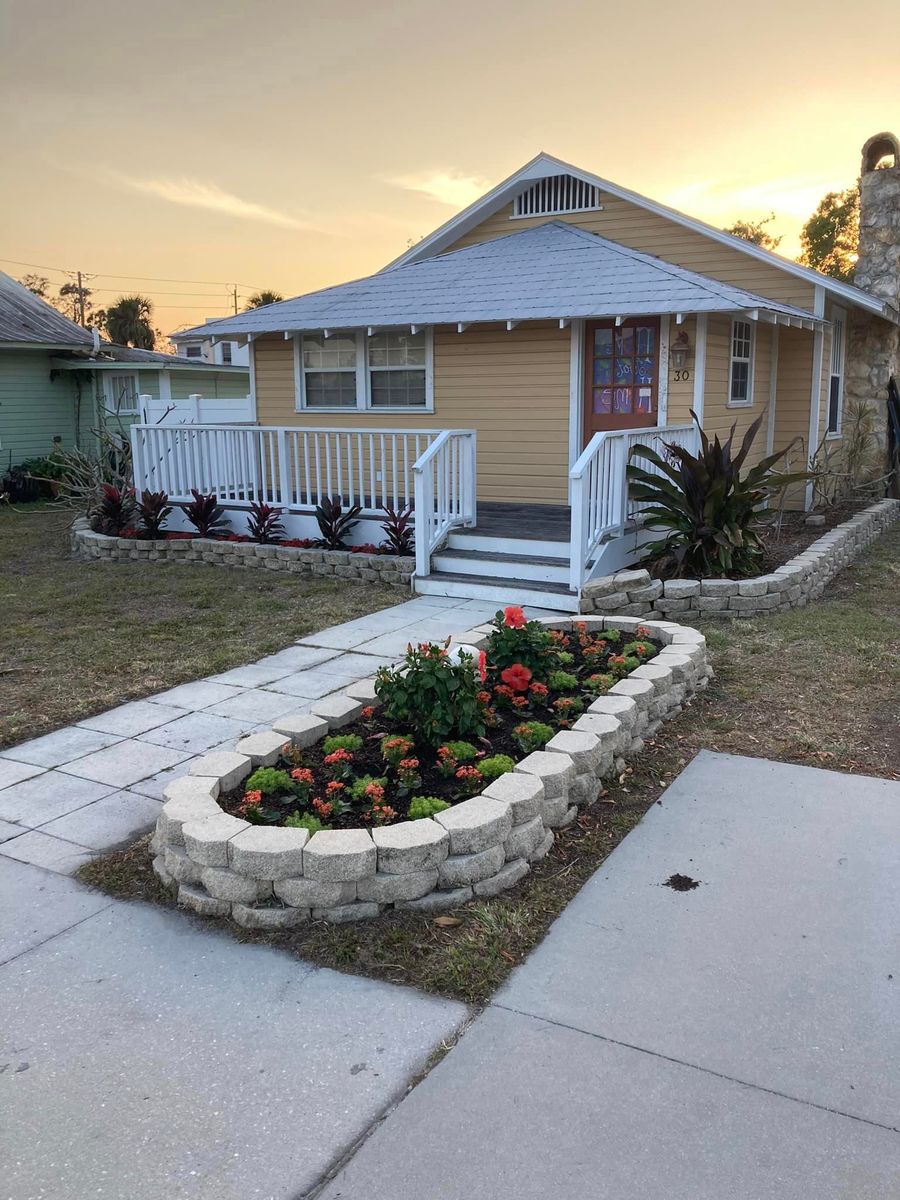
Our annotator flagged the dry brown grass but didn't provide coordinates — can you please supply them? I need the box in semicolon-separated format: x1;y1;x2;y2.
0;503;400;748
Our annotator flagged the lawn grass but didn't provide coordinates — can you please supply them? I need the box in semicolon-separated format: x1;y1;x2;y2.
0;503;401;748
80;522;900;1005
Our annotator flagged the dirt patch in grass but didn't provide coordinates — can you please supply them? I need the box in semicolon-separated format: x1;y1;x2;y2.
0;503;401;748
79;523;900;1005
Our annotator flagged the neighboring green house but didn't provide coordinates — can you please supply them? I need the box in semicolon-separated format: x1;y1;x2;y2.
0;272;252;469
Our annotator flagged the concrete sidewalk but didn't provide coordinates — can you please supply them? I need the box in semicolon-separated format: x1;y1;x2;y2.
319;753;900;1198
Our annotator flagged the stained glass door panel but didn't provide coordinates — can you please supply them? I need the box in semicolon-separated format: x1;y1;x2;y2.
583;317;659;441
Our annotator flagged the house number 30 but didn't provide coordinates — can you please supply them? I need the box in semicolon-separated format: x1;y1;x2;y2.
673;369;690;381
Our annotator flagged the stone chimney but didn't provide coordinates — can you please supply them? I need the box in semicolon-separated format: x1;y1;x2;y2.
843;132;900;468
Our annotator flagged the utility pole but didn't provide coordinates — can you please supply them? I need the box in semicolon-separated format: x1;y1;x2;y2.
77;271;86;326
232;284;238;314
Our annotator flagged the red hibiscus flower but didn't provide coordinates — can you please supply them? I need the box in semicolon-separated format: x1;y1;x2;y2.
501;663;533;692
503;605;527;629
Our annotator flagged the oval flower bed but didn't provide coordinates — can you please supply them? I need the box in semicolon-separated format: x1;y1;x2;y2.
223;608;663;833
151;612;710;926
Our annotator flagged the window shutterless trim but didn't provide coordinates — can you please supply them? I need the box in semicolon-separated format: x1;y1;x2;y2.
294;328;434;413
726;317;755;408
826;306;847;439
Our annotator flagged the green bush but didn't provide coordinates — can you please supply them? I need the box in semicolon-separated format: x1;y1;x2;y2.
547;670;578;693
407;796;451;820
627;411;811;578
245;767;294;796
485;609;556;677
375;642;484;747
322;733;364;755
443;740;478;762
478;754;516;781
285;812;326;833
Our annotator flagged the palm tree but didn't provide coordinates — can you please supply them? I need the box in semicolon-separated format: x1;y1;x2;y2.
104;295;156;348
246;289;284;309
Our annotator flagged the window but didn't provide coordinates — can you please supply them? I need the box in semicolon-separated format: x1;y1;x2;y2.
220;342;233;365
105;372;139;415
300;333;358;408
184;344;203;359
728;319;755;407
367;331;427;408
827;307;846;436
513;174;601;217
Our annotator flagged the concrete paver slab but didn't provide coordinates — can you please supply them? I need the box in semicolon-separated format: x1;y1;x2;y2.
77;699;189;737
39;791;162;850
0;818;23;843
497;752;900;1128
139;712;253;754
1;727;121;769
147;680;246;710
0;760;45;790
0;771;116;828
265;670;353;699
0;902;467;1200
60;740;191;788
318;1005;900;1200
0;830;94;875
204;689;303;723
0;858;110;965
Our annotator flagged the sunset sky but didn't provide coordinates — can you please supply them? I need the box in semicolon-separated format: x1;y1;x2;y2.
1;0;896;338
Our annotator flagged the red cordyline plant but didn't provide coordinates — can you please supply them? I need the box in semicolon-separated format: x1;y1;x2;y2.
136;490;172;538
246;500;286;544
90;484;137;536
182;490;230;538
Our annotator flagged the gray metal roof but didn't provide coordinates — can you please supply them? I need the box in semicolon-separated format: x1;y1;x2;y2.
179;222;820;340
0;271;93;347
51;342;250;372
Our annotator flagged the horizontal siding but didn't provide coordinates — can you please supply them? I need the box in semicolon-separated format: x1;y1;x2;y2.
169;368;250;403
253;326;570;505
700;317;775;469
0;350;80;462
137;370;160;401
448;200;816;310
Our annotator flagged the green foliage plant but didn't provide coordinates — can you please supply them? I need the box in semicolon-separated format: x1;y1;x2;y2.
375;642;484;747
478;754;516;781
407;796;451;820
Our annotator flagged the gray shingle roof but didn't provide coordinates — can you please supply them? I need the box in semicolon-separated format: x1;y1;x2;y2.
0;272;93;347
178;221;820;340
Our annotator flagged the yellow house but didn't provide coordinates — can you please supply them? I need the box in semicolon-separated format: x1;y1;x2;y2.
160;138;900;610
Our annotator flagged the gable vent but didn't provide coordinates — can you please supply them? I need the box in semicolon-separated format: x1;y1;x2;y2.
513;174;601;218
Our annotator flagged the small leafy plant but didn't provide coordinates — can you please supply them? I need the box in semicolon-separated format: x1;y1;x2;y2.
486;607;556;678
408;796;451;820
247;501;286;544
547;670;578;692
245;767;293;795
137;490;172;538
375;642;484;747
379;503;415;555
183;489;229;538
322;733;364;755
314;494;361;550
285;812;326;833
512;721;554;753
90;484;137;535
478;754;516;781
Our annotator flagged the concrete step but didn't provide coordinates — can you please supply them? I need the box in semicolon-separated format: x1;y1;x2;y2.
415;571;579;613
431;548;570;586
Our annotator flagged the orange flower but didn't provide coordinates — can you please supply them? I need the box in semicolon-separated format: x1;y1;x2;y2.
325;780;345;795
242;789;262;806
361;705;376;720
291;767;314;785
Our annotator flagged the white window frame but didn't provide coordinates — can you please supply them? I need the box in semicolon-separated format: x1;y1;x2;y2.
294;328;434;413
826;306;847;439
727;318;756;408
183;343;203;359
103;371;140;416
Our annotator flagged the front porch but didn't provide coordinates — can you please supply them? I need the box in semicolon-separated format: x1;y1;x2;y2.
130;419;698;610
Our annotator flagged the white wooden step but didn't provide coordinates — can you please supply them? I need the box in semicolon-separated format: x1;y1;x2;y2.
446;530;570;559
415;572;579;613
432;548;570;586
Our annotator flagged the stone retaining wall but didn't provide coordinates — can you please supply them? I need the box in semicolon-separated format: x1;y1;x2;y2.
70;519;415;591
581;499;900;619
149;616;711;926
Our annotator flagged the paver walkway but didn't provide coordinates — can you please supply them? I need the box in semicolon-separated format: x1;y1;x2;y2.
319;752;900;1198
0;594;548;870
0;593;548;1200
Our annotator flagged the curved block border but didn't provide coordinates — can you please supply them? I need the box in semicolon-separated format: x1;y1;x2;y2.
149;616;711;926
70;519;414;592
581;499;900;619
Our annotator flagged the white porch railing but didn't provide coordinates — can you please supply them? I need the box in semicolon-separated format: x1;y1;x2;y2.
569;423;699;592
413;430;478;577
130;423;446;513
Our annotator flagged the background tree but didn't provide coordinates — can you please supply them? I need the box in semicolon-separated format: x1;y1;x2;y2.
799;185;859;283
57;280;96;325
104;295;156;348
723;213;782;250
18;273;50;297
245;289;284;309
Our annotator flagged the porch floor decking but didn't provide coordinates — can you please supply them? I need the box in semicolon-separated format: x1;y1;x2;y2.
464;502;571;542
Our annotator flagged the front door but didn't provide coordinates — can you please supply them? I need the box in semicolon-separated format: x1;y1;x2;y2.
583;317;660;442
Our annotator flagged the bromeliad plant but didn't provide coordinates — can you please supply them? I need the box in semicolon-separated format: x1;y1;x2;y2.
183;489;230;538
627;410;812;578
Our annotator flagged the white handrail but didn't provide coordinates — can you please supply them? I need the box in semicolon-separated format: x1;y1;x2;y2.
412;429;477;577
568;423;698;592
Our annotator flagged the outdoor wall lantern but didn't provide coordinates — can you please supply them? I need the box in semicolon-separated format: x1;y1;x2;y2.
669;329;691;371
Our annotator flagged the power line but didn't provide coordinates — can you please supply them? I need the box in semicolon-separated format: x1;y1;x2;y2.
0;254;263;291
